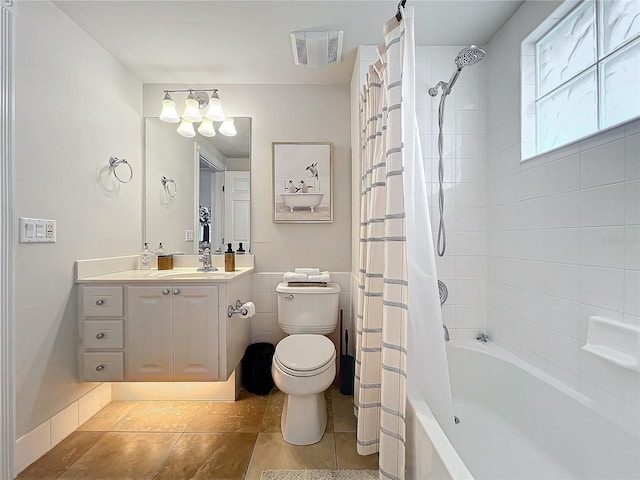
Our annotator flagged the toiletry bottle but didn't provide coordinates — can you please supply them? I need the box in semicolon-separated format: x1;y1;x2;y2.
237;242;245;254
140;242;152;270
157;242;165;254
225;243;235;272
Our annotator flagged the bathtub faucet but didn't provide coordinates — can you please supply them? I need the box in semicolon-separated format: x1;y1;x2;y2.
477;332;489;342
443;324;450;342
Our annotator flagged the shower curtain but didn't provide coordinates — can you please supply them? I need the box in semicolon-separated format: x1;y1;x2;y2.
355;7;454;480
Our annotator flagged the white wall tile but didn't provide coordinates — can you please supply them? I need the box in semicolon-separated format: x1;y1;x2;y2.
546;329;579;374
252;273;272;293
578;304;624;341
625;225;640;270
252;293;274;314
332;272;352;293
456;305;480;329
547;154;580;195
520;197;547;229
580;183;626;227
546;191;580;228
625;180;639;225
579;266;625;312
546;363;580;390
78;386;102;426
624;133;640;180
624;270;640;316
50;402;78;448
579;226;626;269
520;319;546;357
251;313;274;333
580;139;625;189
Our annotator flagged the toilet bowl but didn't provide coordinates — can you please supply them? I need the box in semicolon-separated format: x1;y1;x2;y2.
272;334;336;445
272;282;340;445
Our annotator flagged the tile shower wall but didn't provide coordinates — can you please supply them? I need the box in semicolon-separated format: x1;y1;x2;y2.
250;273;352;349
416;46;489;340
485;1;639;429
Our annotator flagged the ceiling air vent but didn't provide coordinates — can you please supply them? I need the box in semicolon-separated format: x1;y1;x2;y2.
290;30;344;68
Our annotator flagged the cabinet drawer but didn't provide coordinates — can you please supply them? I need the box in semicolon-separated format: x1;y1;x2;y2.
82;286;123;317
82;352;124;381
84;320;123;350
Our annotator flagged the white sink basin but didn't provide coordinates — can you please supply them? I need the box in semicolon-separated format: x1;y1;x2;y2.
152;270;225;279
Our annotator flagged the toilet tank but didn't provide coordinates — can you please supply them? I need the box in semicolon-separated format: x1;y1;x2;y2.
276;282;341;334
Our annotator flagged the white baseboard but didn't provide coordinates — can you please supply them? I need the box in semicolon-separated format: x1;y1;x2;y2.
14;383;111;477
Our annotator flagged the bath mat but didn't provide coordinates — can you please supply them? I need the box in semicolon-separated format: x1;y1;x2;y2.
260;470;378;480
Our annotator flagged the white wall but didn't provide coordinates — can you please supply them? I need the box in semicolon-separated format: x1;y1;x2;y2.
143;84;351;273
14;1;142;437
486;0;639;427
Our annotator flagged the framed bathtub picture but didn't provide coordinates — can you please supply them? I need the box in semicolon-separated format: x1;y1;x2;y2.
272;142;333;223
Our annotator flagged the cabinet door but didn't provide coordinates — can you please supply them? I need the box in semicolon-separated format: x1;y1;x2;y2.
126;286;173;381
172;286;219;381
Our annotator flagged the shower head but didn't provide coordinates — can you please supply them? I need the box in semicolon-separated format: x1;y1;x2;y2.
454;45;486;69
428;45;486;97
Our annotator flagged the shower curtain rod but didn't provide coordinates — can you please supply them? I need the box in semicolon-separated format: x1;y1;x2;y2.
395;0;407;21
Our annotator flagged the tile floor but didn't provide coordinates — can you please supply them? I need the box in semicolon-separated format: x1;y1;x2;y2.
17;387;378;480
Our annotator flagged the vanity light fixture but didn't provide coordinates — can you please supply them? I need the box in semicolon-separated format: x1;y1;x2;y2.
218;118;237;137
159;89;236;138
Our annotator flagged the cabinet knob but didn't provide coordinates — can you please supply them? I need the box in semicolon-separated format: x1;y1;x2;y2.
96;333;105;339
163;289;170;295
173;288;181;295
95;299;105;306
95;365;105;372
284;294;294;300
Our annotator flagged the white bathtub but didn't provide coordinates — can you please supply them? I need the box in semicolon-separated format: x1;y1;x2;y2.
407;340;640;480
280;192;324;212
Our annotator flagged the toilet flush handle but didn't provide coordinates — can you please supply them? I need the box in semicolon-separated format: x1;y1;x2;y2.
284;294;294;300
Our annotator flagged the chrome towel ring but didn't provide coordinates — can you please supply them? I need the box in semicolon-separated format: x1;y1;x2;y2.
161;176;177;197
108;156;133;183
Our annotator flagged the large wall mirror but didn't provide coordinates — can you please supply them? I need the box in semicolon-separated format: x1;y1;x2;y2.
144;117;251;254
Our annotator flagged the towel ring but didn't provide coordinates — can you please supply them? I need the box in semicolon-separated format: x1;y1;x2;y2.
161;176;177;197
108;156;133;184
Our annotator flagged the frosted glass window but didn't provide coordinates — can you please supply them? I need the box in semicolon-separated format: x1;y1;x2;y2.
537;69;597;152
531;0;640;157
599;0;640;55
600;40;640;128
536;0;596;97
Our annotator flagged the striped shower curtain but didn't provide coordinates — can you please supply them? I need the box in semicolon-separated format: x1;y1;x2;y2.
355;10;411;480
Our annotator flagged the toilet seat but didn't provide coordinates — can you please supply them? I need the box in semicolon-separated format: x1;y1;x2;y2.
274;334;335;377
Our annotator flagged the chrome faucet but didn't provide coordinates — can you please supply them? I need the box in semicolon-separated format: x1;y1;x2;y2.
443;324;450;342
197;248;218;272
477;332;489;342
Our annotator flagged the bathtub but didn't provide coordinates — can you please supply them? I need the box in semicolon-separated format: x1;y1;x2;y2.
280;192;324;212
406;340;640;480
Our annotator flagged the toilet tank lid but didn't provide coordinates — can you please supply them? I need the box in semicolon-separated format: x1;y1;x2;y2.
276;282;340;294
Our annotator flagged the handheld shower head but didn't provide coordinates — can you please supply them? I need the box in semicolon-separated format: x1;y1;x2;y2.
454;45;486;69
428;45;486;97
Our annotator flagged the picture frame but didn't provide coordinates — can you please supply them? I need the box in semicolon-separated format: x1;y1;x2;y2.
272;142;333;223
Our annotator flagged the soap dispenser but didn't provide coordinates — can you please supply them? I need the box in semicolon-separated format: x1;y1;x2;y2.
140;243;152;270
237;242;245;254
225;243;235;272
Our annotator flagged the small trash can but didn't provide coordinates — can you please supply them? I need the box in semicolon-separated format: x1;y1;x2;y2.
241;342;275;395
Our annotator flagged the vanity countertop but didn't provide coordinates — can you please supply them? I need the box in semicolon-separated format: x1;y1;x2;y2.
76;267;254;284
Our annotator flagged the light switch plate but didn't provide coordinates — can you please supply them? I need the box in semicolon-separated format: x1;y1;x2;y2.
19;217;56;243
185;229;194;242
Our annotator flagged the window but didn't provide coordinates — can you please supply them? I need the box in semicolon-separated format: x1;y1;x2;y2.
534;0;640;154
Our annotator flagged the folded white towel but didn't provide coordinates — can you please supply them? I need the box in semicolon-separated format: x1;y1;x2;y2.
294;267;320;275
284;272;308;282
308;273;331;283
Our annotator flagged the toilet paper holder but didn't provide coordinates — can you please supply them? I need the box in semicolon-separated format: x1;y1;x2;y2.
228;299;249;318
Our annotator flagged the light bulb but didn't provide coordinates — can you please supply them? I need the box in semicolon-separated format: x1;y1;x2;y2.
159;92;180;123
197;118;216;137
218;118;237;136
182;91;202;123
177;119;196;137
205;91;225;121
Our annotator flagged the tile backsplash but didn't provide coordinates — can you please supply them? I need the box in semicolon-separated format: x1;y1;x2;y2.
249;272;352;349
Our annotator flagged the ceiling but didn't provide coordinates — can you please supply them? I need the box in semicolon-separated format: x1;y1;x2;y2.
54;0;523;85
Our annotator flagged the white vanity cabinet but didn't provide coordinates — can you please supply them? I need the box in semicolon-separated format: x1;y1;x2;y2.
77;270;252;384
126;285;218;381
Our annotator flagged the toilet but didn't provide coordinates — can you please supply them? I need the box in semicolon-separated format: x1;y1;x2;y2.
271;282;340;445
